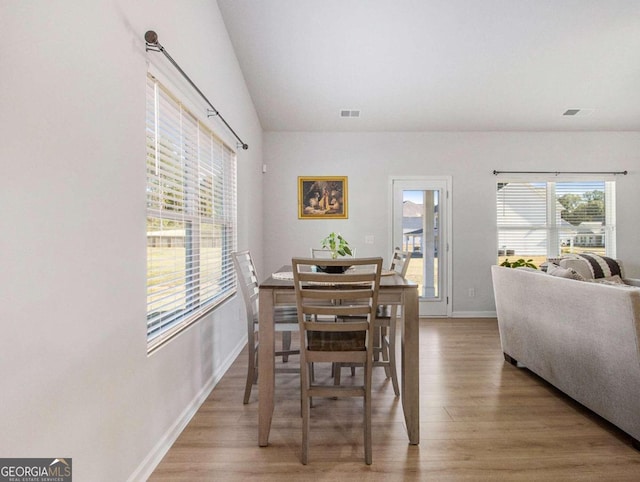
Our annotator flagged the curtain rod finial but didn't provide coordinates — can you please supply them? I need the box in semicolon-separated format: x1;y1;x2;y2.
145;30;158;44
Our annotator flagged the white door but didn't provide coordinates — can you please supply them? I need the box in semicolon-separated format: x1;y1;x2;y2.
392;177;451;316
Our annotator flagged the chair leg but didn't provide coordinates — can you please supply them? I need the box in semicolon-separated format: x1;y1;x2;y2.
301;360;310;465
244;339;257;404
388;317;400;397
373;325;382;361
364;360;372;465
302;395;310;464
282;331;291;363
333;363;356;381
380;326;392;378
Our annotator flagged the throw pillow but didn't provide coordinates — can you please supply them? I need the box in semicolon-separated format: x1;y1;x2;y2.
559;253;624;279
547;265;585;281
558;258;593;279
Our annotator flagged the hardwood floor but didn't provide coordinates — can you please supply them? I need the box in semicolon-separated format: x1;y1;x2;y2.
149;318;639;481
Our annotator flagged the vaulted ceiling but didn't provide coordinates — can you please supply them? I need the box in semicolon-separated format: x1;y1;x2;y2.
217;0;640;132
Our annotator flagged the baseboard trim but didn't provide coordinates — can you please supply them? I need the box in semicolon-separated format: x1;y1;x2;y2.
449;311;497;318
128;337;246;482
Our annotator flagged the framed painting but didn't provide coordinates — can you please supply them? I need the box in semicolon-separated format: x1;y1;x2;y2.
298;176;348;219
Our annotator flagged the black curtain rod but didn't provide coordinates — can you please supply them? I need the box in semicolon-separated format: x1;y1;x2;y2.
493;170;627;176
144;30;248;150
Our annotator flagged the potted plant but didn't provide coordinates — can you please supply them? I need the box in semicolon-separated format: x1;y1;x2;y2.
321;232;353;258
500;258;537;269
317;232;353;273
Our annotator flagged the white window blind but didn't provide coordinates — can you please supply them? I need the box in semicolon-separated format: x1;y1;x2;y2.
497;180;615;263
146;74;237;349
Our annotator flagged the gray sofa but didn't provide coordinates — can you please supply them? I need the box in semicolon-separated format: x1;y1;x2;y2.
491;264;640;447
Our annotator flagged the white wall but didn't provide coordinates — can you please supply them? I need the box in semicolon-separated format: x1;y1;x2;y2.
1;1;262;480
3;1;639;478
263;131;640;315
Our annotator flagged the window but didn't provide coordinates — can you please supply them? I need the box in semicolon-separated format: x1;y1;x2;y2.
146;74;237;350
496;179;616;266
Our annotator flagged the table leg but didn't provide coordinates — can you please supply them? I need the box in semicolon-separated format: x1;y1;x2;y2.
258;288;275;447
402;287;420;444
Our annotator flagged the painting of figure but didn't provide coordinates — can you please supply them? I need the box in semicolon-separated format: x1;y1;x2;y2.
298;176;348;219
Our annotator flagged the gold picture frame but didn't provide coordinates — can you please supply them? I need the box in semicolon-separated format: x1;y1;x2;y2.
298;176;348;219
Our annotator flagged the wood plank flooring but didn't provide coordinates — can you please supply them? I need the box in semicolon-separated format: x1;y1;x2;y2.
149;318;640;481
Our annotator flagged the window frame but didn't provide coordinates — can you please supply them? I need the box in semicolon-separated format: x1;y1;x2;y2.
146;73;237;353
496;177;616;263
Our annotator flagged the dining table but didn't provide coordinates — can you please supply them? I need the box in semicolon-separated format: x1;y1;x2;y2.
257;264;420;446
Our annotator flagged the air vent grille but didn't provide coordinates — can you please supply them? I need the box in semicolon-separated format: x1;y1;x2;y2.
563;108;595;117
340;109;361;118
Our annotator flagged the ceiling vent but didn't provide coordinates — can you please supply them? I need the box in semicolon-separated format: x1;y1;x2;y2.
340;109;361;118
563;108;595;117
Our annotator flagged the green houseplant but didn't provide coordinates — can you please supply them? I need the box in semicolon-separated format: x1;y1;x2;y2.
320;232;353;259
317;232;353;273
500;258;537;269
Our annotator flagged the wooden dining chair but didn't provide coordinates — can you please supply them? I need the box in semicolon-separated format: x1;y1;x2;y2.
232;251;299;404
311;247;356;375
310;247;357;258
333;248;412;396
373;248;413;397
310;248;332;258
292;256;383;465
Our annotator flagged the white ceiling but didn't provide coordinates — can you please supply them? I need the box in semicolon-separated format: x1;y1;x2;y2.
217;0;640;132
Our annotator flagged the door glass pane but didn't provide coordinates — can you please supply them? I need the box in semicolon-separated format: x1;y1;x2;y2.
402;190;439;299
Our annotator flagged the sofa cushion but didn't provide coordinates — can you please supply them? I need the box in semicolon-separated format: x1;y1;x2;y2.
591;274;624;284
547;264;585;281
515;266;542;273
589;275;640;290
558;254;624;279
